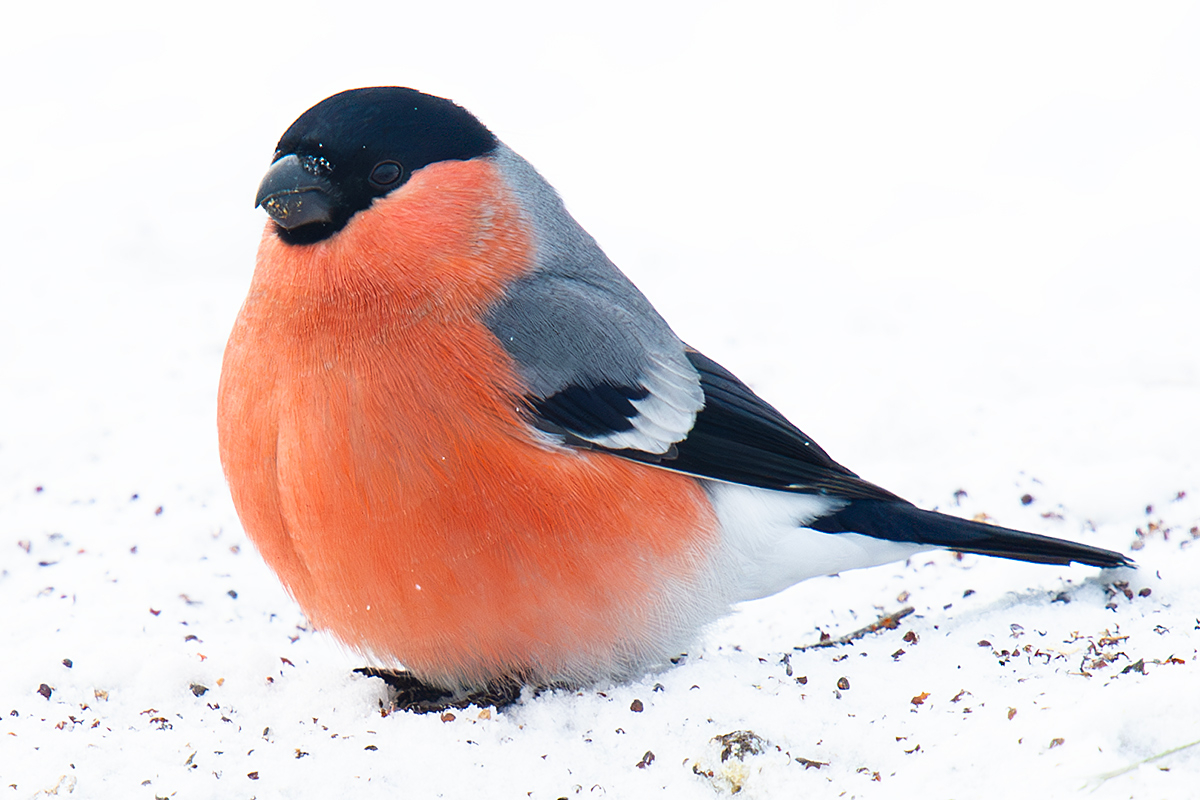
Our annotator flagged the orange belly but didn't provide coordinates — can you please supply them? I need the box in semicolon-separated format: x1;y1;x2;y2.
218;161;721;688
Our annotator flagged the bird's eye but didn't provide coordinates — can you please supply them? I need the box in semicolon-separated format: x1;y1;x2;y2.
369;161;403;187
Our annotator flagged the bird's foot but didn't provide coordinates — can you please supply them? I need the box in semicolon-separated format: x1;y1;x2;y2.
354;667;524;714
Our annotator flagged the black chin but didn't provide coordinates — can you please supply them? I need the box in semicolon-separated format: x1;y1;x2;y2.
274;220;343;245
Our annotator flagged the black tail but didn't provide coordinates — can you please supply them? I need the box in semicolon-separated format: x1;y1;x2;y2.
810;499;1135;569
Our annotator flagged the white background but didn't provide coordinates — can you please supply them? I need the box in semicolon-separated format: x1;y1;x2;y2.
2;2;1198;797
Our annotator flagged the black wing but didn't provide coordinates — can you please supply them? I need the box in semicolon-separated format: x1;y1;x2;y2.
534;346;902;502
529;348;1134;569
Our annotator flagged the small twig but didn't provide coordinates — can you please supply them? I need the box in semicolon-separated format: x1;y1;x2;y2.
794;607;915;651
1086;737;1200;791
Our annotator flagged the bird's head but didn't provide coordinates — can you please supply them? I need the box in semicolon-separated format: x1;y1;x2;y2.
255;87;497;245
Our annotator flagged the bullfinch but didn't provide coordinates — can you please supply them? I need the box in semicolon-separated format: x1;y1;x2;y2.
218;87;1133;705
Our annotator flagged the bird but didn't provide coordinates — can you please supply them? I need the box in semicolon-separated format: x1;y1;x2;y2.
218;86;1133;708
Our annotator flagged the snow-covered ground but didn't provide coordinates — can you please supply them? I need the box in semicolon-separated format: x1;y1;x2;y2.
3;2;1198;797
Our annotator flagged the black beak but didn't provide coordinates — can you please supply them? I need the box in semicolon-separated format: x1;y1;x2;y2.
255;154;336;229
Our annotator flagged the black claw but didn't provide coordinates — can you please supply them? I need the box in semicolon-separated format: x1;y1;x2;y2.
353;668;524;714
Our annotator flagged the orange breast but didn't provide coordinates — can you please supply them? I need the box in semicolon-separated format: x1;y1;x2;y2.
218;159;720;688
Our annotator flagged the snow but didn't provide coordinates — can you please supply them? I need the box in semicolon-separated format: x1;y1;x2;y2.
3;1;1199;797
